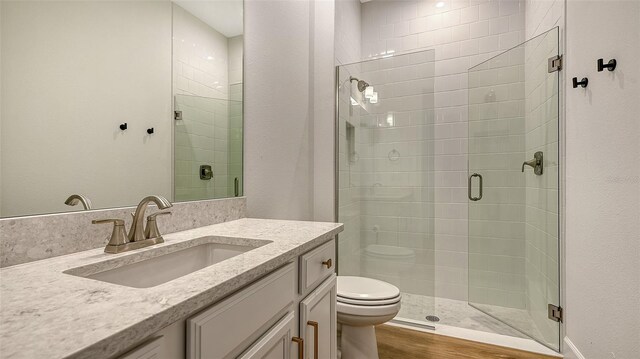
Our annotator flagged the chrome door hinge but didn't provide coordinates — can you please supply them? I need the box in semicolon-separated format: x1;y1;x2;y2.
548;55;563;73
174;110;183;121
548;304;563;322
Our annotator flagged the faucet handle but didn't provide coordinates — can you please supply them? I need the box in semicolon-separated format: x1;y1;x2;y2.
147;211;172;221
92;219;129;253
145;211;172;240
92;218;124;226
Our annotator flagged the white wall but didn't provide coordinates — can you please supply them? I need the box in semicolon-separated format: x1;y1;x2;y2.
0;1;172;217
564;0;640;357
312;0;337;222
335;0;362;66
244;0;313;220
335;0;362;276
0;0;3;217
244;0;336;221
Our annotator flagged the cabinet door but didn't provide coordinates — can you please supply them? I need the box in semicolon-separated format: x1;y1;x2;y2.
239;312;295;359
299;275;337;359
118;337;163;359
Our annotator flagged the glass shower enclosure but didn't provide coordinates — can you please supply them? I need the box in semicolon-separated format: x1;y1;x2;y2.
336;27;562;352
467;27;561;350
336;49;437;326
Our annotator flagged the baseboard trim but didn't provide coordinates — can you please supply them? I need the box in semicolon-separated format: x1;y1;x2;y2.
564;337;585;359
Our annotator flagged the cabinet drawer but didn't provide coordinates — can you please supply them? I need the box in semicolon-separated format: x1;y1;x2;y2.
299;239;335;295
187;263;295;359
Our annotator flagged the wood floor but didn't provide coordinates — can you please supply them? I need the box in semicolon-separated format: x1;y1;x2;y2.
375;325;558;359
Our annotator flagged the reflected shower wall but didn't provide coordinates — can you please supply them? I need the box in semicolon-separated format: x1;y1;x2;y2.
228;83;244;197
174;95;243;201
337;49;436;313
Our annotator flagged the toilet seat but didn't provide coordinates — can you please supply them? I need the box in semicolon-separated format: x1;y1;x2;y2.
337;276;401;301
337;300;401;317
337;295;400;306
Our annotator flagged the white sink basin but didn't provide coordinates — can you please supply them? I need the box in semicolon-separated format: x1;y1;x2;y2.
66;238;269;288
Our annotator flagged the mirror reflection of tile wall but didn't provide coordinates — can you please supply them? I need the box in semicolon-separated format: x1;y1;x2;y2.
172;3;243;202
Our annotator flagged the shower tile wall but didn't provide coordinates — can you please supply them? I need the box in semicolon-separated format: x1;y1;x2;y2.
228;84;243;197
173;4;243;201
361;0;526;301
228;36;244;197
468;49;527;309
173;4;229;100
356;53;436;296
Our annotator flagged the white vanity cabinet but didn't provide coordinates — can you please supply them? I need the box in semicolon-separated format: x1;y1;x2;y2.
119;239;337;359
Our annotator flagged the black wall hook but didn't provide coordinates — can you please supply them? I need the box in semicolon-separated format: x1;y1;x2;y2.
597;58;617;72
147;128;154;134
572;77;588;88
119;123;127;131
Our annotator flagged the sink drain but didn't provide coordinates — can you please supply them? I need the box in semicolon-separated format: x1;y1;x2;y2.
425;315;440;322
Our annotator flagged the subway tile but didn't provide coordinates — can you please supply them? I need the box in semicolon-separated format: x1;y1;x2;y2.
442;9;461;27
451;24;471;41
489;16;510;35
478;1;499;20
469;20;490;38
460;5;480;23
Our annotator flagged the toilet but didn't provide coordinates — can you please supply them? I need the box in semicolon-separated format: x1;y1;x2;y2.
337;276;402;359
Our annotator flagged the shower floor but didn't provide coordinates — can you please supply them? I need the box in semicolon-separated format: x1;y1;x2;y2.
396;293;544;340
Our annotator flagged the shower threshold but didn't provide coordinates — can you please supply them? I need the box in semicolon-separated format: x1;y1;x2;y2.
392;293;560;357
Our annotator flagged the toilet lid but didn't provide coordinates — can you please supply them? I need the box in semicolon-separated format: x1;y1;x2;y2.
337;276;401;301
364;244;415;258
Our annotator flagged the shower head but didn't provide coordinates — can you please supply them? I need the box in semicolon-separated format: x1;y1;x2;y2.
349;76;370;92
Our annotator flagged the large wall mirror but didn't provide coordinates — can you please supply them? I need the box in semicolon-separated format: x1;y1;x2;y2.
0;0;243;218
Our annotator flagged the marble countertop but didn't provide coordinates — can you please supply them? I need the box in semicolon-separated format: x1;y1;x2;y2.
0;218;343;359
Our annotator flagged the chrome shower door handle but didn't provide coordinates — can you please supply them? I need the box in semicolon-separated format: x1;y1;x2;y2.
468;173;483;201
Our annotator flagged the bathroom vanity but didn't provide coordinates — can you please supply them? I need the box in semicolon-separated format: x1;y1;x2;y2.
0;218;342;359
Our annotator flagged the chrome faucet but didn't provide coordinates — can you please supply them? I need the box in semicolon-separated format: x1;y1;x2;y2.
128;195;173;242
64;194;92;210
92;195;172;254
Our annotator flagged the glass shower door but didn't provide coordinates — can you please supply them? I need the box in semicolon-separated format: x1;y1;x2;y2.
336;49;436;326
467;27;560;350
